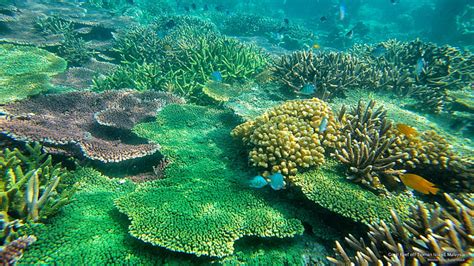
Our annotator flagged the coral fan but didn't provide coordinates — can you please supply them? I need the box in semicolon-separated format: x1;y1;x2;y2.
0;44;67;103
0;143;74;222
117;104;304;257
0;91;183;163
333;100;407;191
327;193;474;265
292;160;414;225
232;98;339;181
272;50;378;99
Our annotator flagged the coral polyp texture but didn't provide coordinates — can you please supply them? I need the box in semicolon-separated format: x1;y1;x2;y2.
117;104;304;258
334;100;406;191
232;98;339;181
0;143;74;222
0;44;67;103
0;90;183;163
272;50;378;98
328;193;474;265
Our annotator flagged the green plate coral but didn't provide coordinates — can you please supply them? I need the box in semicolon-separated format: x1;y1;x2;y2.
0;44;67;103
116;104;304;257
292;160;416;225
19;167;188;265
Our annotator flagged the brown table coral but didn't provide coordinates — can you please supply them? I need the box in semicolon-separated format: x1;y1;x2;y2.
0;90;184;163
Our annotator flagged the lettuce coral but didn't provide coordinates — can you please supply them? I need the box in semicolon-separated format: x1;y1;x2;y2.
292;160;415;225
116;104;304;257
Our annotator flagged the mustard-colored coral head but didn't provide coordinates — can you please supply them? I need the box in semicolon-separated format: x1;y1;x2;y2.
232;98;340;184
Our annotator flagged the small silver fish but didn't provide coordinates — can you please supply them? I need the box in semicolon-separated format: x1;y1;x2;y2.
415;58;425;76
319;117;328;133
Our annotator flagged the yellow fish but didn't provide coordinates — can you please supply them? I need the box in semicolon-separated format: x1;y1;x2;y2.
312;43;321;49
396;123;418;137
400;173;439;195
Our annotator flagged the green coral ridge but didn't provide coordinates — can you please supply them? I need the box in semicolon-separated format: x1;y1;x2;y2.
0;143;73;222
292;160;415;225
0;44;67;103
116;104;303;257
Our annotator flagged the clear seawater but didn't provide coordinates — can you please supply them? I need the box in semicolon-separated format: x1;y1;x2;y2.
0;0;472;265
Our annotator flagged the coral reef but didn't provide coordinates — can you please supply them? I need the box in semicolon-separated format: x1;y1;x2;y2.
272;50;378;99
112;24;166;64
220;13;316;50
292;160;415;225
352;39;474;113
117;104;304;257
333;100;406;191
0;44;67;103
0;213;36;265
92;62;164;92
0;91;183;163
161;34;269;98
327;193;474;265
19;167;174;265
232;98;339;181
0;143;74;222
388;128;474;192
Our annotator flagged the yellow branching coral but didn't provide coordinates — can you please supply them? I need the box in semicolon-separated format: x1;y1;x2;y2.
231;98;340;181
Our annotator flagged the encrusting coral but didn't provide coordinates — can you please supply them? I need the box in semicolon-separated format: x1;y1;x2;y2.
0;143;74;222
117;104;304;258
232;98;339;182
333;100;407;191
327;193;474;265
0;44;67;104
0;90;183;163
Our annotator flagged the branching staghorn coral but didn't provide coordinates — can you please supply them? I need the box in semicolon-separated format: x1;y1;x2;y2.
352;39;474;113
333;100;407;191
160;33;269;98
272;50;379;99
232;98;340;182
0;143;74;222
327;193;474;265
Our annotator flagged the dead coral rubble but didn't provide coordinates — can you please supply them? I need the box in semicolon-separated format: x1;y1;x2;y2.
0;91;183;163
327;193;474;265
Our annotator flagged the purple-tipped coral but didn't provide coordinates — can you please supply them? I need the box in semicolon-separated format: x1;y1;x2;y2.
0;90;184;163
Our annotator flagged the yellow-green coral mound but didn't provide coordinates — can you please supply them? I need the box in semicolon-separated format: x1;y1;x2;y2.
117;104;304;257
293;160;415;225
231;98;340;180
0;44;67;103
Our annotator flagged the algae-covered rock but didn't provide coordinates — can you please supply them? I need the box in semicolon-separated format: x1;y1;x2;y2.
0;44;67;103
293;160;416;225
116;104;304;257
